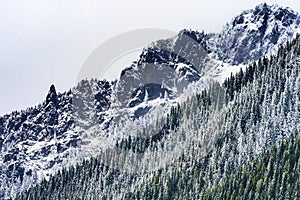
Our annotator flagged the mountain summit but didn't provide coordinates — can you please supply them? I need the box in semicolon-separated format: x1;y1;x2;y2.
208;3;300;64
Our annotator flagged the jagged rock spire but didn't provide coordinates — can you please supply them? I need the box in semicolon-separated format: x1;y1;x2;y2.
46;84;58;106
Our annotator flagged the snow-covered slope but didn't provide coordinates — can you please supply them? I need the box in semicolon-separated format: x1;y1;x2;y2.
1;3;300;199
209;3;300;64
0;80;114;198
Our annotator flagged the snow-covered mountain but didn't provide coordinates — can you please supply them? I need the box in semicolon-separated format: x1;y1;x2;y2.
1;3;300;199
209;3;300;64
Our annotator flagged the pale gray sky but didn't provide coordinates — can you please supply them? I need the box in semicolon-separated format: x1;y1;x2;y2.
0;0;299;115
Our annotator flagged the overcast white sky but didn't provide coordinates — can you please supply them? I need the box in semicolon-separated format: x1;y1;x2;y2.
0;0;300;115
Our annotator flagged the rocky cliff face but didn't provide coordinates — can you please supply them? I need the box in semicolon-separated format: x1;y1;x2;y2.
208;3;300;64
